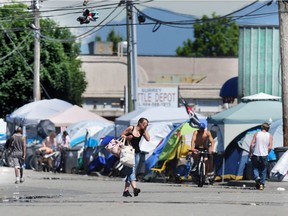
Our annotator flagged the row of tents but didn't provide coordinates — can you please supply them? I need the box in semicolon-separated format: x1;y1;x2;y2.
4;93;288;181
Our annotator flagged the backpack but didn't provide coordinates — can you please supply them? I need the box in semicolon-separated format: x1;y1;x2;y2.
5;136;14;149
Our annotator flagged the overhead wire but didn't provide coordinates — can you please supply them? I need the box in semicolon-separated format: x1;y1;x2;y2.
0;24;51;99
0;1;280;41
0;31;32;61
132;0;276;31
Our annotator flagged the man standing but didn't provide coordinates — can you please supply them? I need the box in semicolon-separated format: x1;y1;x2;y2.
11;127;26;184
249;122;273;190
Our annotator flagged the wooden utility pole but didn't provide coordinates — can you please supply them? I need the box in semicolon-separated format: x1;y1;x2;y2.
126;1;133;112
278;0;288;147
126;0;138;112
33;0;41;101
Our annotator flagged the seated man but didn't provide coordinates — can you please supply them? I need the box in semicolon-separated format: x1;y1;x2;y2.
38;132;57;154
189;123;215;180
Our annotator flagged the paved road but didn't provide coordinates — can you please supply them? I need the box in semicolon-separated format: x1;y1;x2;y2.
0;167;287;216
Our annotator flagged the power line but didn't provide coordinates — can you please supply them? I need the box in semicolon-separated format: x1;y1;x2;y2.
0;31;32;61
0;24;51;99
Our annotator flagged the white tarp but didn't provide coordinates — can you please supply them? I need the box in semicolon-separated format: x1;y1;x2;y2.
49;105;111;127
6;99;72;126
140;122;174;155
241;92;281;101
6;99;73;138
65;120;114;147
270;150;288;182
115;106;206;126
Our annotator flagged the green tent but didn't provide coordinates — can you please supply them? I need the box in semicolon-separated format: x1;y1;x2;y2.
208;100;282;151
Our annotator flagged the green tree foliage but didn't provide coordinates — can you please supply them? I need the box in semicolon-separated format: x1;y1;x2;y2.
106;28;123;54
176;13;239;57
0;3;87;117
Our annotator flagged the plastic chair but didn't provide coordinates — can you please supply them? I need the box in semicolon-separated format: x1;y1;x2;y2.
150;160;169;182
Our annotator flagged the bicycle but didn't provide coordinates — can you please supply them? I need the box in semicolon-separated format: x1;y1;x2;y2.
193;149;208;187
29;150;58;172
0;143;13;167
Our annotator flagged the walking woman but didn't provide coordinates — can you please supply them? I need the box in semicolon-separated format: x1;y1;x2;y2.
121;117;150;197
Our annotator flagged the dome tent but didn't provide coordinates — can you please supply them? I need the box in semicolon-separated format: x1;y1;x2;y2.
6;99;72;139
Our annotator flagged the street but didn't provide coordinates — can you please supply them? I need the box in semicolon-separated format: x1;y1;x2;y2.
0;167;287;216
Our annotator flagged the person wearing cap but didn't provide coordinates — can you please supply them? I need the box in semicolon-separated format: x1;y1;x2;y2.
11;127;26;184
249;122;273;190
190;122;215;182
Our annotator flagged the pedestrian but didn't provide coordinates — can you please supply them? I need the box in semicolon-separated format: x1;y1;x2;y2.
249;122;273;190
121;117;150;197
11;127;26;184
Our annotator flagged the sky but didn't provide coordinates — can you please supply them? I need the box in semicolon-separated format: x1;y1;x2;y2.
1;0;280;55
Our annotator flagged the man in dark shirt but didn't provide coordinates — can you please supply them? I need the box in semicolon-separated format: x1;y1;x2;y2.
11;127;26;184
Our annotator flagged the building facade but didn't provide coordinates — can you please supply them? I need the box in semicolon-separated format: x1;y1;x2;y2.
80;55;238;120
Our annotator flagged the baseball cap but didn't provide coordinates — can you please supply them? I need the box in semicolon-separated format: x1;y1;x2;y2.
199;122;206;129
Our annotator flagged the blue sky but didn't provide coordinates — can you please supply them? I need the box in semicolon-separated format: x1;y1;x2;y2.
39;1;280;55
77;1;279;55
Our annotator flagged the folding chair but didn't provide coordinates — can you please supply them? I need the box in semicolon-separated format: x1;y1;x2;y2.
150;160;170;182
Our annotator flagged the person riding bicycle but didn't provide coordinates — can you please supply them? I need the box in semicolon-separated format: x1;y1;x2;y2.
189;122;215;182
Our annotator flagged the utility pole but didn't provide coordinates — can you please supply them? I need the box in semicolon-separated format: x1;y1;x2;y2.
131;3;138;111
33;0;41;101
278;0;288;147
126;0;138;112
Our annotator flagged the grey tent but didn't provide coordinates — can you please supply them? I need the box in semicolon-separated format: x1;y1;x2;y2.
6;99;72;138
208;100;282;152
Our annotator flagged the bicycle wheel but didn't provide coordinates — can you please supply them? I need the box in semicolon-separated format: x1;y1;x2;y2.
3;149;14;167
29;154;43;172
198;161;205;187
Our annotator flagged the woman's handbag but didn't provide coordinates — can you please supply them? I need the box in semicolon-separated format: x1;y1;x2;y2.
120;145;135;168
105;137;125;158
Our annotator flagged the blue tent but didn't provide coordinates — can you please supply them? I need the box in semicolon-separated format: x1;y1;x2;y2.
215;126;276;181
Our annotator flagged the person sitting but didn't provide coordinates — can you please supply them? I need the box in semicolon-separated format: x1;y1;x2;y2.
58;130;70;150
38;132;57;154
54;131;71;172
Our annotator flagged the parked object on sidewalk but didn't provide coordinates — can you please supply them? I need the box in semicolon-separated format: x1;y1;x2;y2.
270;150;288;182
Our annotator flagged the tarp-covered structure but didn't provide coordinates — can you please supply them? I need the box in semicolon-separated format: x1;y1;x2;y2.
6;99;73;139
66;120;114;148
208;99;282;152
145;121;198;176
48;105;111;127
115;106;206;135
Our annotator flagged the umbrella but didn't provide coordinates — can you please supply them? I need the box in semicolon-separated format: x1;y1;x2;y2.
37;120;56;139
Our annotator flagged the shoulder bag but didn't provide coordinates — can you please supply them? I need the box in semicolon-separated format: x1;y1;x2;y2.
105;137;125;158
120;145;135;168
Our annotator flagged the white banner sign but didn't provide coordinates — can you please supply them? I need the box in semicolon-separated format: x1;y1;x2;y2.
137;87;178;108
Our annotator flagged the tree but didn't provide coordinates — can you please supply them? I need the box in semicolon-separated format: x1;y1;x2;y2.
106;28;123;55
176;13;239;57
0;3;87;118
95;36;102;42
